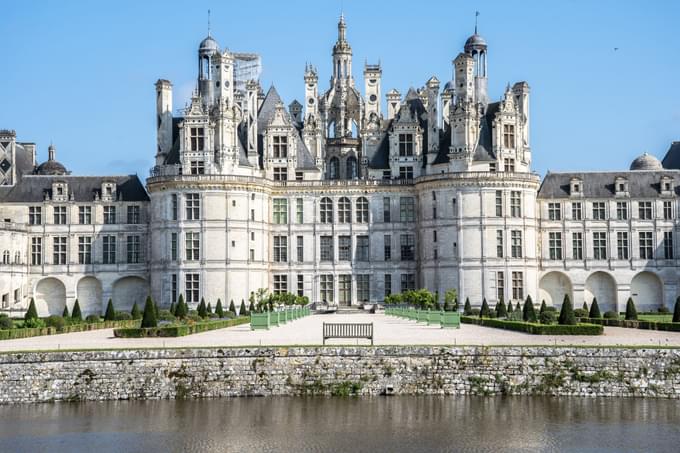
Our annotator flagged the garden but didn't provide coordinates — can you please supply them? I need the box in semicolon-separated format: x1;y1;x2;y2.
575;296;680;332
384;289;461;328
247;289;311;330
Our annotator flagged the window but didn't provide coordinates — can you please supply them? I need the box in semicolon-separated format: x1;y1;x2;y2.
433;230;438;243
249;248;255;261
53;206;66;225
503;124;515;149
320;198;333;223
398;133;414;156
296;198;303;223
400;197;415;222
664;232;674;259
297;274;304;297
549;232;562;260
273;198;288;224
639;201;653;220
296;172;303;181
273;275;288;294
357;275;370;302
171;274;177;305
185;194;200;220
103;235;116;264
251;209;255;221
572;232;583;260
185;232;200;261
272;135;288;158
31;237;42;265
384;274;392;298
593;232;607;260
356;197;369;223
53;237;66;265
189;127;205;151
616;202;628;220
383;197;391;222
328;158;339;180
29;207;41;225
548;203;561;221
664;201;673;220
339;276;351;304
384;234;391;261
320;236;333;261
273;236;288;262
190;160;205;175
127;235;141;263
171;194;178;220
617;232;629;260
338;236;351;261
382;170;391;180
571;202;582;220
400;273;415;292
510;192;521;217
104;206;116;224
592;202;606;220
78;206;92;224
338;197;351;223
320;275;334;302
495;190;503;217
2;251;8;265
356;236;369;261
170;232;178;261
185;273;200;304
496;271;505;301
399;166;413;180
496;230;504;258
511;271;524;300
78;236;92;264
432;204;437;219
504;158;515;173
297;236;304;262
273;167;287;181
127;205;140;224
639;232;653;259
511;230;522;258
400;234;415;261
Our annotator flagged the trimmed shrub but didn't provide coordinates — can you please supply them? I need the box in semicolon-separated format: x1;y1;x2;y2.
461;316;603;335
673;296;680;323
216;299;224;318
104;298;116;321
157;309;176;322
114;317;250;338
71;299;82;321
515;302;521;313
239;300;247;316
463;298;472;316
470;308;481;316
24;318;45;329
558;294;576;325
523;296;537;322
131;302;142;320
0;315;13;330
207;303;213;314
175;294;188;319
582;302;589;313
114;311;133;321
169;302;176;315
141;296;158;328
197;298;208;318
480;299;490;318
25;298;38;322
62;305;70;318
85;314;100;323
603;310;619;320
248;300;255;313
574;308;588;318
496;298;507;318
539;300;547;315
625;298;638;321
507;300;514;313
229;300;237;316
658;306;670;314
539;310;556;325
45;315;65;330
589;298;602;319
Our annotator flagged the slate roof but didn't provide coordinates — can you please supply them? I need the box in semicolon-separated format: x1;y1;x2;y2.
0;175;149;203
662;142;680;170
257;86;284;131
538;171;680;199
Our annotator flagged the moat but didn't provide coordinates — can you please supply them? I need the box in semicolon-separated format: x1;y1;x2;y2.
0;397;678;452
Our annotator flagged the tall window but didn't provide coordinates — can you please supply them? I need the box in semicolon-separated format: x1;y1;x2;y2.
273;198;288;224
53;206;66;225
78;236;92;264
572;232;583;260
511;230;522;258
78;206;92;224
356;197;369;223
185;194;200;220
400;273;415;292
496;230;504;258
171;232;178;261
185;232;200;261
400;197;415;222
320;197;333;223
616;202;628;220
31;237;42;266
510;191;522;217
297;236;304;262
663;201;673;220
549;232;562;260
664;231;674;259
190;127;205;151
338;197;351;223
571;202;582;220
273;275;288;294
616;232;629;260
296;198;304;223
171;274;177;305
593;232;607;260
103;235;116;264
127;235;141;263
504;158;515;173
357;275;370;302
496;271;505;301
384;274;392;298
639;231;653;259
297;274;304;297
384;234;392;261
592;202;606;220
171;194;178;220
356;236;369;261
400;234;415;261
398;133;414;156
503;124;515;148
511;271;524;300
638;201;653;220
190;160;205;175
338;236;351;261
185;273;200;304
320;236;333;261
495;191;503;217
399;166;414;180
103;206;116;224
127;205;140;224
273;236;288;262
328;157;340;180
273;167;287;181
272;135;288;158
29;207;42;225
53;237;66;265
320;275;334;302
383;197;391;222
548;203;561;221
338;275;352;307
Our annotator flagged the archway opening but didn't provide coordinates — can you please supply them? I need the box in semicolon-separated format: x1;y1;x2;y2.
112;277;149;313
538;272;573;308
35;278;66;317
584;272;617;313
630;272;663;312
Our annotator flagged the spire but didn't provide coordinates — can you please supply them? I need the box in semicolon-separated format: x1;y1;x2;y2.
475;11;479;34
338;13;347;42
48;143;55;161
207;9;211;37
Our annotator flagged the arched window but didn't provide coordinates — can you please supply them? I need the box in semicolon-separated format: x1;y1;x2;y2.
328;157;340;180
320;197;333;223
338;197;351;223
346;156;358;179
2;251;9;264
14;251;20;264
356;197;369;223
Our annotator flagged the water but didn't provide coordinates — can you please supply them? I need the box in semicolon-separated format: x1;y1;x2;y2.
0;397;678;452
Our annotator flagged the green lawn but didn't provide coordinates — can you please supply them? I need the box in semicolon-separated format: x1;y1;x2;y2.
637;314;673;323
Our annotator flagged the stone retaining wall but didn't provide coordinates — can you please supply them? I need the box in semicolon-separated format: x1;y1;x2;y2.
1;346;680;404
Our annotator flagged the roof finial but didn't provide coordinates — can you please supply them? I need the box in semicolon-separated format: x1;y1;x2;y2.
207;9;211;37
475;11;480;34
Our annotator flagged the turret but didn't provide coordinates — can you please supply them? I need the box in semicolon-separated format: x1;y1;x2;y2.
155;79;173;165
198;35;220;108
426;77;440;154
364;63;382;121
304;64;319;121
386;89;401;120
246;80;259;166
453;53;475;104
464;26;488;106
331;14;353;86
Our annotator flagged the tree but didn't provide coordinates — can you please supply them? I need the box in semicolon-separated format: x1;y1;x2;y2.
463;298;472;316
130;302;142;320
175;294;188;319
169;301;176;315
480;298;490;318
215;299;224;318
197;297;208;318
104;298;115;321
239;300;247;316
229;300;237;316
141;296;158;328
589;298;601;319
539;300;547;315
558;294;576;325
496;297;507;318
672;296;680;323
62;305;70;318
25;298;38;322
582;301;589;313
515;302;521;313
522;296;537;322
507;300;514;313
625;298;638;321
207;303;213;314
71;299;82;321
444;289;458;311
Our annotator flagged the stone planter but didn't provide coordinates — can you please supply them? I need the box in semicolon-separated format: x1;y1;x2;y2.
250;312;270;330
441;312;461;329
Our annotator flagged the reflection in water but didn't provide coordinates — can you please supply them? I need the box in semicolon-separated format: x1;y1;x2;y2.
0;397;678;452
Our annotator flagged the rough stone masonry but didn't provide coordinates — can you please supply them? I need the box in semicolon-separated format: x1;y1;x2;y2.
1;346;680;404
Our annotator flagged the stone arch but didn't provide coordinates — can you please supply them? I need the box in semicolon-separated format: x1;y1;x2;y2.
584;272;617;313
630;271;663;312
34;278;66;317
76;276;102;316
112;276;149;312
538;271;573;307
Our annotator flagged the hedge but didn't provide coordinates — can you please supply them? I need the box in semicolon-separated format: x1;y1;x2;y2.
113;317;250;338
579;317;680;332
0;320;140;341
461;316;603;335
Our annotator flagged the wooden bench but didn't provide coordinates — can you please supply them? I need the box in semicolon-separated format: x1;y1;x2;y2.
323;322;373;345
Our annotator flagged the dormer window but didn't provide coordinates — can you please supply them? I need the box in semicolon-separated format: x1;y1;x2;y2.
101;182;116;201
569;178;583;196
190;127;205;151
661;176;674;195
52;182;68;201
503;124;515;148
273;136;288;159
615;177;629;196
56;187;63;195
398;134;414;157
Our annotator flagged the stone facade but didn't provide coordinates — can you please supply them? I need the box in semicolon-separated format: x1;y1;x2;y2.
0;347;679;404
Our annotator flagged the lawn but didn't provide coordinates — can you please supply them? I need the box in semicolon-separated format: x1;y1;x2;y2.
637;314;673;323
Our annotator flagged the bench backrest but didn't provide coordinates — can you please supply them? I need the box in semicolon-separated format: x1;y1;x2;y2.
323;323;373;338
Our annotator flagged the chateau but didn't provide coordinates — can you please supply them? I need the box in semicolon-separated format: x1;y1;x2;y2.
1;16;679;316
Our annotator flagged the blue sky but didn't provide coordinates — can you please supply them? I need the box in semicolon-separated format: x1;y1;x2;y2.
1;0;678;177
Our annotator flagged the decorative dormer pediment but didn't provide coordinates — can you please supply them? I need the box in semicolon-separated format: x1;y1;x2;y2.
660;175;674;196
101;181;117;201
569;177;583;197
614;176;629;197
52;181;69;202
266;102;293;129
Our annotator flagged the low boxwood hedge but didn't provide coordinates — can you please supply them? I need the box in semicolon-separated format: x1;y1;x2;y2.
461;316;603;335
113;317;250;338
0;319;140;341
579;317;680;332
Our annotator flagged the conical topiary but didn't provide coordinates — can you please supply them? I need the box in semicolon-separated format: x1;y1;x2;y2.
169;301;176;315
248;299;255;313
229;300;237;316
558;294;576;325
175;294;187;319
589;298;601;319
239;300;247;316
463;298;472;316
673;296;680;323
625;298;638;321
197;297;208;318
523;295;537;322
62;305;70;318
507;300;514;313
25;298;38;321
496;298;507;318
104;298;115;321
131;302;142;320
480;298;490;318
207;303;213;314
582;301;589;313
141;296;157;328
539;300;547;315
215;299;224;318
71;299;82;321
516;302;521;313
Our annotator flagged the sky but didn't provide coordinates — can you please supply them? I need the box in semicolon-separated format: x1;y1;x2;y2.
1;0;679;178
